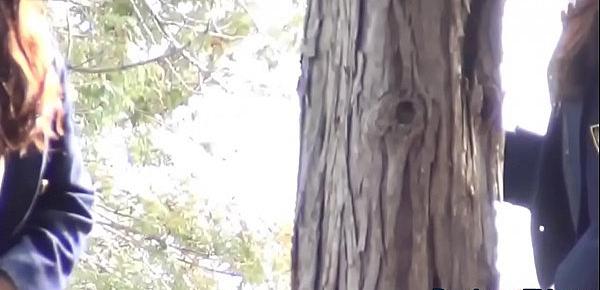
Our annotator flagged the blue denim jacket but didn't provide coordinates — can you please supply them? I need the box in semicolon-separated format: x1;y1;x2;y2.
0;56;95;290
504;92;599;289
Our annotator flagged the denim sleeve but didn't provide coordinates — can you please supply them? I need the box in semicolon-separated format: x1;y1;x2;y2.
0;59;95;290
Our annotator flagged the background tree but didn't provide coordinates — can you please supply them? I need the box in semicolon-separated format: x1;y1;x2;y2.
292;0;505;289
47;0;305;289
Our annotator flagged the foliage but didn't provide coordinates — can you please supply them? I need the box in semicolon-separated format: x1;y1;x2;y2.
46;0;304;289
50;0;256;133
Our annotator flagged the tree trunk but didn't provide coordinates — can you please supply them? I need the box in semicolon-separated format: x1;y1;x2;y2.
292;0;505;289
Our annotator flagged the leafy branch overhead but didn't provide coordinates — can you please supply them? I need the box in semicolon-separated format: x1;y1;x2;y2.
51;0;256;132
67;43;190;74
47;0;304;289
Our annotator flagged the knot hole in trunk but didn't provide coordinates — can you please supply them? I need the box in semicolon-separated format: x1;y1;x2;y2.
396;100;415;124
370;93;424;137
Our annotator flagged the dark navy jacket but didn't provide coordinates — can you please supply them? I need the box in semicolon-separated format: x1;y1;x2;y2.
504;85;599;288
0;57;94;290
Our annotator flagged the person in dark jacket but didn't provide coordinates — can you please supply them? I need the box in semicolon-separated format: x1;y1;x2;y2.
503;0;598;289
0;1;94;290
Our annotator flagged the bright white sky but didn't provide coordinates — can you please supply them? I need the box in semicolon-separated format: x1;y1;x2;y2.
501;0;571;135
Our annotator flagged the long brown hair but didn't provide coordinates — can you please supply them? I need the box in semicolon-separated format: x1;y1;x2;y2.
548;0;599;103
0;0;64;155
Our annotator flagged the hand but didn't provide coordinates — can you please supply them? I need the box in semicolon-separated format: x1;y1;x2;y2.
0;277;16;290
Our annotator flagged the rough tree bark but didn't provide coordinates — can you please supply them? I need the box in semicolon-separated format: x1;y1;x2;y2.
292;0;505;289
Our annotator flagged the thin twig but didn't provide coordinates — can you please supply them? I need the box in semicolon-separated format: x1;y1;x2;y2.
95;219;242;277
50;0;92;7
66;7;72;62
156;0;207;25
127;0;199;93
176;257;242;277
233;0;259;32
67;45;186;74
141;0;205;70
208;31;245;41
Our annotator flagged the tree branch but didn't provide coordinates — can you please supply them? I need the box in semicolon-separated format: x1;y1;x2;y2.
95;219;243;277
175;257;243;278
94;205;217;262
51;0;93;7
67;45;186;74
156;0;208;26
127;0;200;93
66;8;73;62
141;0;208;91
149;12;242;41
233;0;260;32
141;0;205;70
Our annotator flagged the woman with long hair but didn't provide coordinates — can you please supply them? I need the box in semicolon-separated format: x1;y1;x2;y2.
503;0;598;288
0;1;94;290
